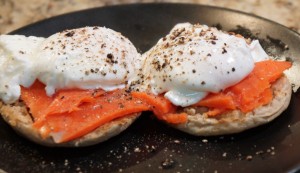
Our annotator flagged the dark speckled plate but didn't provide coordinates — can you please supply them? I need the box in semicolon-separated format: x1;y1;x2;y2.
1;3;300;173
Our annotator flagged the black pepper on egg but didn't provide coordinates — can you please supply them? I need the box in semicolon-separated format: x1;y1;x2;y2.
222;47;227;54
65;31;75;37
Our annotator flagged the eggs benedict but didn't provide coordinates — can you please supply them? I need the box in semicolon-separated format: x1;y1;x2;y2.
135;23;292;135
0;26;144;147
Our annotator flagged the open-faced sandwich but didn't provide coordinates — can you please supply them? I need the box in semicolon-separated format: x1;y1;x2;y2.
131;23;293;136
0;27;146;147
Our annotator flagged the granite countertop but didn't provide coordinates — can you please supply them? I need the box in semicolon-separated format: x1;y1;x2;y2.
0;0;299;34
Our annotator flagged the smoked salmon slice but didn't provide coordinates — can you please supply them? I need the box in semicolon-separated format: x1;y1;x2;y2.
195;60;291;115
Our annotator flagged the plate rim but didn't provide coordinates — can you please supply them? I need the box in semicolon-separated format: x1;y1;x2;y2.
9;3;300;37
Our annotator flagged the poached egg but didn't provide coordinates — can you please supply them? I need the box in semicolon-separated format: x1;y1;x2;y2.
137;23;269;107
36;26;141;96
0;26;141;103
